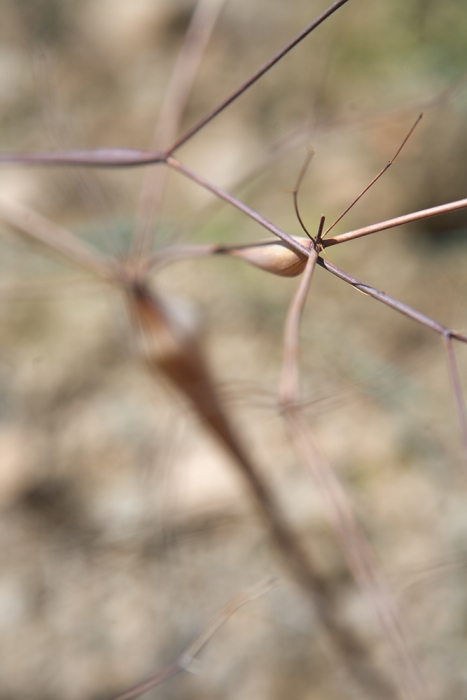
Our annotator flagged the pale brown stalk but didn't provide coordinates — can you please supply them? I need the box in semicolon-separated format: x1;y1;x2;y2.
317;256;467;343
133;0;226;259
0;148;166;167
151;237;312;276
282;409;428;700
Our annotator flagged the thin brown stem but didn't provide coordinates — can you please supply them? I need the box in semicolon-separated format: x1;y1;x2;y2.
166;0;351;154
293;149;315;240
283;410;428;700
317;256;467;343
323;113;423;237
323;197;467;247
166;156;310;257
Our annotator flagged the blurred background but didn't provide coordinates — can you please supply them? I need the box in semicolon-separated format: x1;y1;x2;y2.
1;0;467;698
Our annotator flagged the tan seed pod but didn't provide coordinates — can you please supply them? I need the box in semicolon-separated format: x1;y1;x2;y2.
218;236;313;277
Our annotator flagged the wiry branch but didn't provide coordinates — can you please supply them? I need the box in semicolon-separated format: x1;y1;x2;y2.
323;197;467;247
166;0;351;154
166;156;310;257
323;113;423;238
318;256;467;343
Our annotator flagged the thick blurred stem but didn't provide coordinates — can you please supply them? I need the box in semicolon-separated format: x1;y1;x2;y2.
128;279;395;700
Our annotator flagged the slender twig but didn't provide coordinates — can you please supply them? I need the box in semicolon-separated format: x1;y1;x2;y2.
166;0;351;155
166;156;310;257
323;197;467;248
293;149;316;240
109;578;277;700
323;113;423;237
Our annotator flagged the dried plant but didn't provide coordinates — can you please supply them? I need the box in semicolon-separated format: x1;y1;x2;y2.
1;1;467;699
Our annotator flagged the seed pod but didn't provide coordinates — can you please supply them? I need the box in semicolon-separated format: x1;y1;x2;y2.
218;236;313;277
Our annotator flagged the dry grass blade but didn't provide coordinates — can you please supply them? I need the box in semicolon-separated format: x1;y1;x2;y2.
133;0;226;259
108;578;277;700
318;256;467;343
